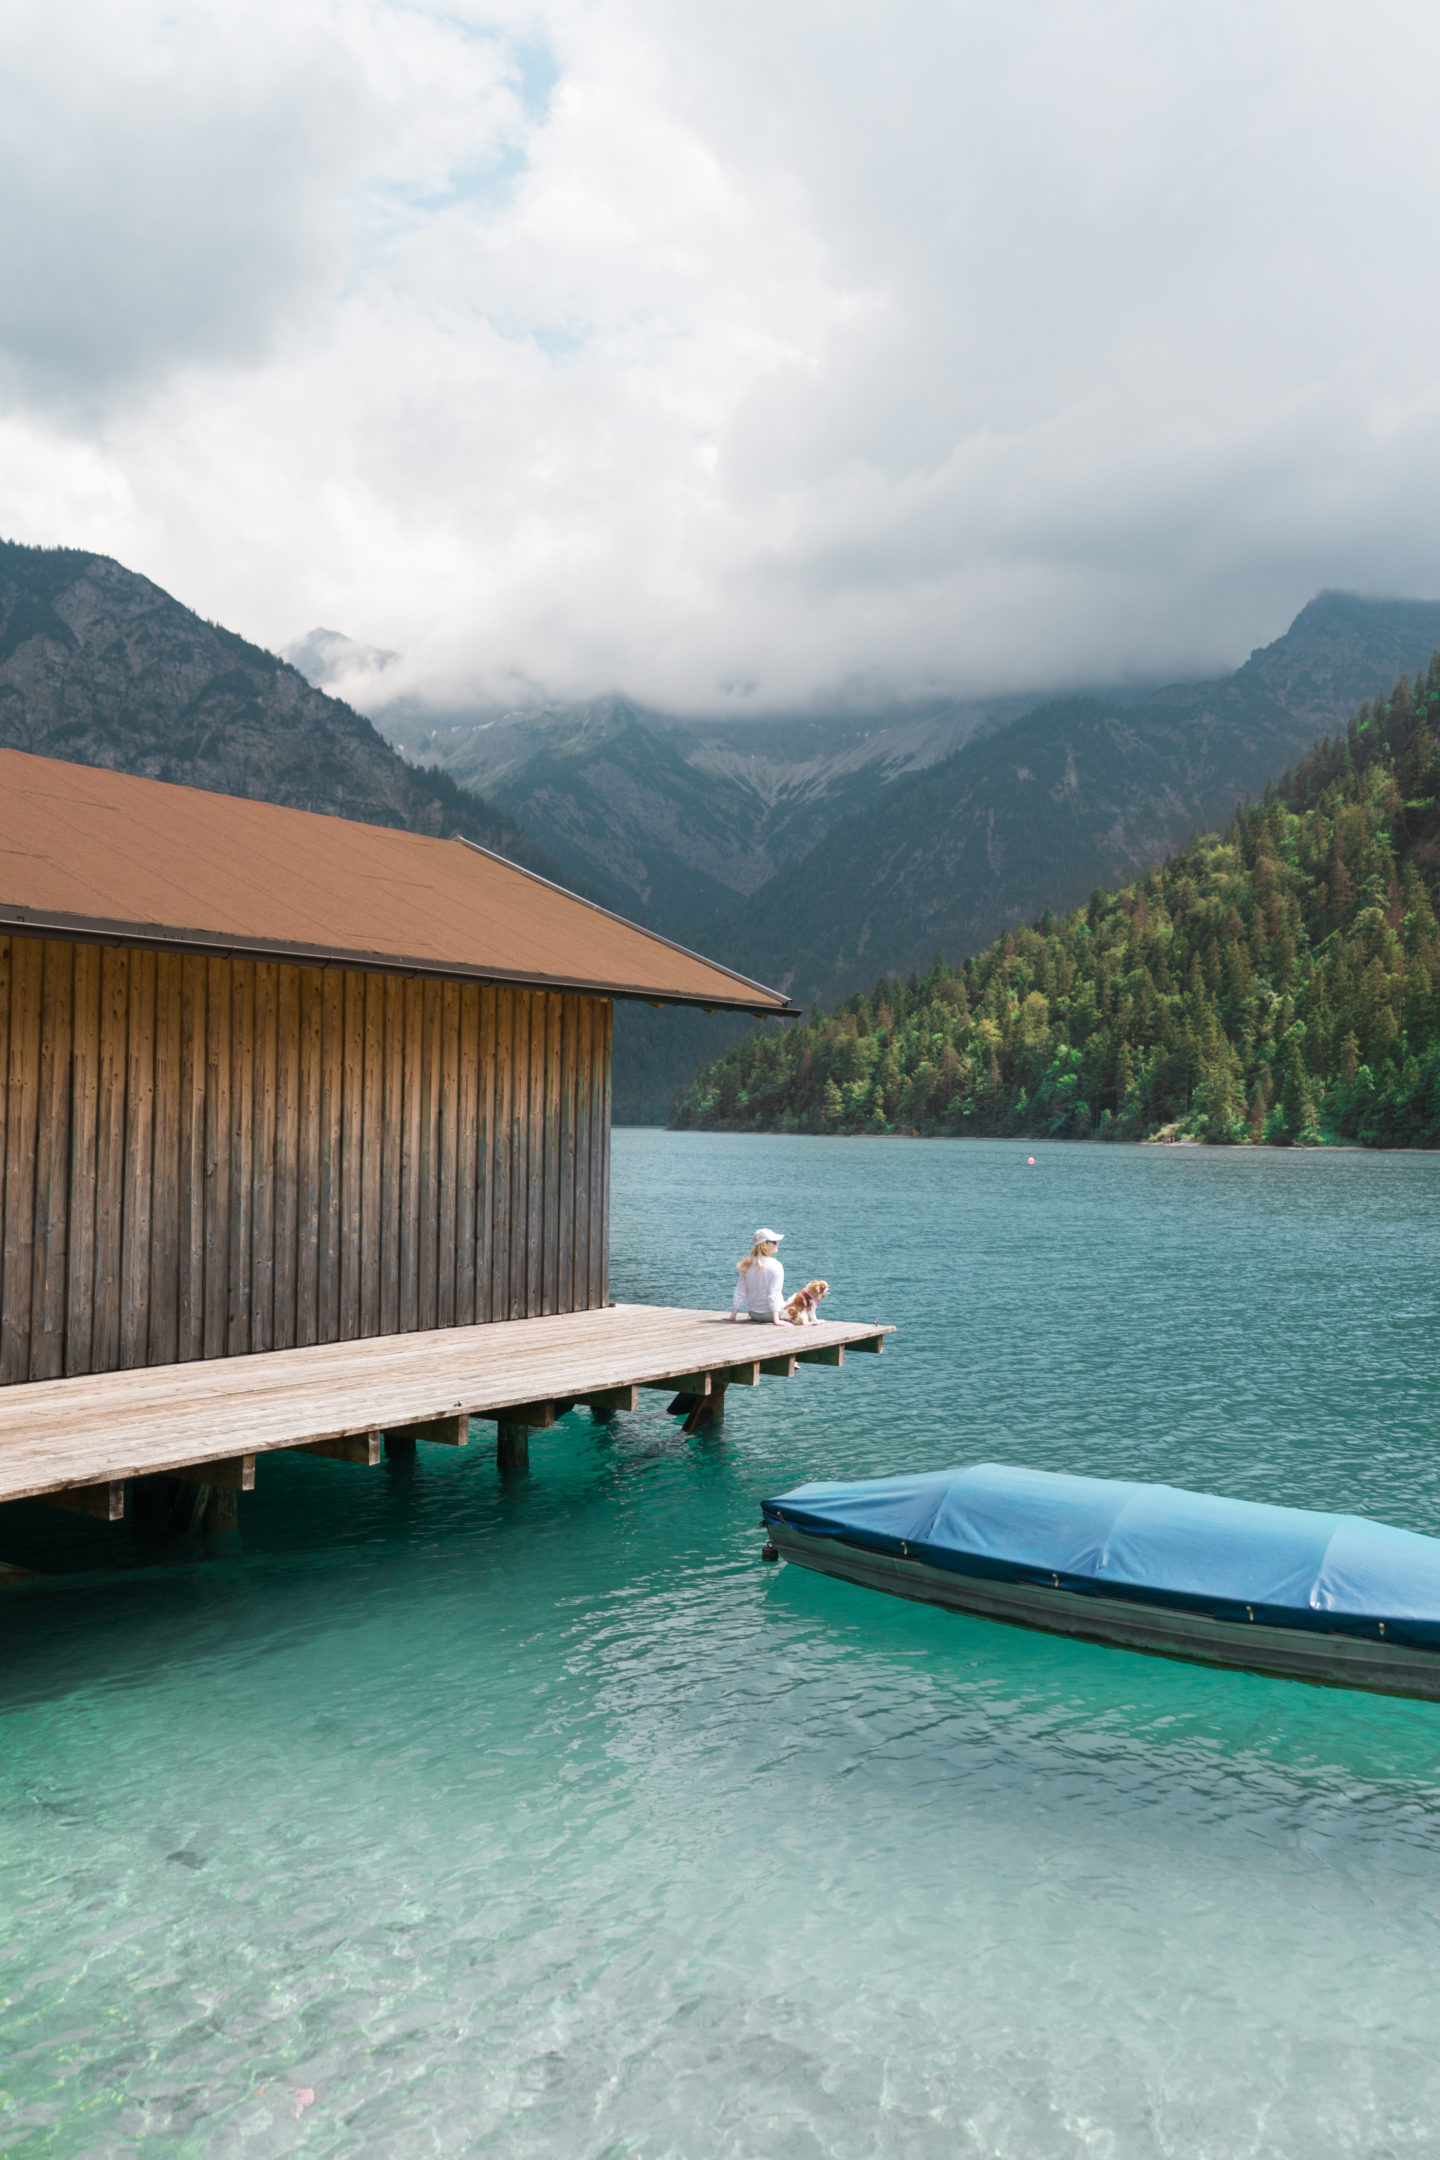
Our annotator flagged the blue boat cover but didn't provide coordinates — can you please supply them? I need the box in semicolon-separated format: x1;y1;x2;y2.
762;1464;1440;1632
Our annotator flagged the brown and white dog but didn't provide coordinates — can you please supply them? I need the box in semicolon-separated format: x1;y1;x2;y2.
783;1279;829;1326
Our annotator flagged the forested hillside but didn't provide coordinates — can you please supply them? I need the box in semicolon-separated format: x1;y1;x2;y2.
702;592;1440;1016
380;588;1440;1120
673;662;1440;1147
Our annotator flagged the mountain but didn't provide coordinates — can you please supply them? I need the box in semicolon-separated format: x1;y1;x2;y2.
376;688;1067;937
370;683;1072;1123
33;546;1440;1131
673;661;1440;1148
368;591;1440;1120
700;592;1440;1014
0;541;548;869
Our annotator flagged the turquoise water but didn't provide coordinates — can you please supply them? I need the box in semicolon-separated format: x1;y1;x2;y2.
5;1133;1440;2156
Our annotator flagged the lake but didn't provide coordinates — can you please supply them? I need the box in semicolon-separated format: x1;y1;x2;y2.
4;1131;1440;2156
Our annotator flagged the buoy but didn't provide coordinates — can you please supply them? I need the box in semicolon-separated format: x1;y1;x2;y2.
761;1541;779;1563
1027;1156;1036;1165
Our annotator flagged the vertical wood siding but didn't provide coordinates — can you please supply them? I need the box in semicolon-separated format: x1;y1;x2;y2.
0;938;612;1384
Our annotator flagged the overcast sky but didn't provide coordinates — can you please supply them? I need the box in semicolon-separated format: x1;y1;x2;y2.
5;0;1440;714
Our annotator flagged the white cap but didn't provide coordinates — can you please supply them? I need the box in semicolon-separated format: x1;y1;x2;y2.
753;1227;784;1244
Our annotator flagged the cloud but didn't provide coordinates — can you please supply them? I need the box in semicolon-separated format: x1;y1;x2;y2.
0;2;359;406
5;0;1440;708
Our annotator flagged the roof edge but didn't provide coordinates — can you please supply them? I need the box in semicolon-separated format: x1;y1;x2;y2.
0;906;798;1016
451;836;793;1012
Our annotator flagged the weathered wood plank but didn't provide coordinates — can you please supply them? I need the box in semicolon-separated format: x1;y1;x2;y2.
64;943;101;1377
359;970;384;1338
92;947;129;1373
473;983;495;1321
454;982;479;1327
272;964;301;1348
1;938;44;1384
227;960;255;1355
310;967;341;1339
517;990;537;1318
437;979;460;1329
291;1430;381;1466
44;1479;125;1521
490;985;513;1324
586;997;609;1309
489;1398;556;1429
557;994;578;1315
202;957;232;1362
584;1383;639;1411
798;1343;844;1366
508;988;531;1320
170;1454;255;1490
0;1307;892;1498
176;954;207;1362
526;988;546;1317
0;930;620;1387
250;960;279;1352
384;1413;468;1447
398;977;424;1332
379;973;403;1337
146;951;183;1366
29;941;75;1380
574;996;593;1311
759;1353;798;1377
526;993;547;1318
599;999;612;1307
571;995;591;1316
416;977;441;1331
118;948;156;1370
541;993;562;1316
0;941;9;1339
338;968;364;1342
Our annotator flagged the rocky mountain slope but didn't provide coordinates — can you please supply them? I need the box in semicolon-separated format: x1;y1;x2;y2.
0;542;547;869
376;688;1055;936
701;592;1440;1014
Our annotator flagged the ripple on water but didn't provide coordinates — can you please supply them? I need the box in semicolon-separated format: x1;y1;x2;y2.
3;1135;1440;2155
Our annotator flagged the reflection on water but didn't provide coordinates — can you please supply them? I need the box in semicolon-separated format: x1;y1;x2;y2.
3;1135;1440;2155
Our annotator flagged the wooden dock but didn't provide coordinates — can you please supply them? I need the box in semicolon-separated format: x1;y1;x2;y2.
0;1304;892;1511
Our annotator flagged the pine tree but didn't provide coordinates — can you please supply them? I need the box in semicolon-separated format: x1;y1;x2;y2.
1278;1037;1312;1142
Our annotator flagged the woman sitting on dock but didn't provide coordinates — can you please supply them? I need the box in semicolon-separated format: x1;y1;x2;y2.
730;1229;790;1323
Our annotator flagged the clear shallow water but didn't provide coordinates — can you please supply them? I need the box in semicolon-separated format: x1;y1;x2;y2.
4;1135;1440;2156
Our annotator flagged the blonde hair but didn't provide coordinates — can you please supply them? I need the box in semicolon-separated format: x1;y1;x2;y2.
738;1237;778;1276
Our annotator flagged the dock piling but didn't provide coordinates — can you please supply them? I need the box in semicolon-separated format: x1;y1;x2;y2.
497;1420;529;1475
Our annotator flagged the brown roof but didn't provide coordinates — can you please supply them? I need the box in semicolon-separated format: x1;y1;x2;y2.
0;749;792;1013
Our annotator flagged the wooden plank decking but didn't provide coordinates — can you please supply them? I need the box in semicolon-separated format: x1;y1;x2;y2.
0;1305;892;1506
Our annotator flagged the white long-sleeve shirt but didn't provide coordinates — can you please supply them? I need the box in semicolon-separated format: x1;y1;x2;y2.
732;1254;785;1319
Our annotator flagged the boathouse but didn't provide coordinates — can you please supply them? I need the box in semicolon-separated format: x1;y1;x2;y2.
0;750;889;1522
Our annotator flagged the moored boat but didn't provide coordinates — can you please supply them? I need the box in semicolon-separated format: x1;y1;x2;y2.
761;1464;1440;1698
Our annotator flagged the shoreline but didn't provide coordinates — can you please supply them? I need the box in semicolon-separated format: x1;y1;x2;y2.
648;1123;1440;1153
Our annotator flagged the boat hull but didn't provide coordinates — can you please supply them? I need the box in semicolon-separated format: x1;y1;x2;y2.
768;1521;1440;1700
